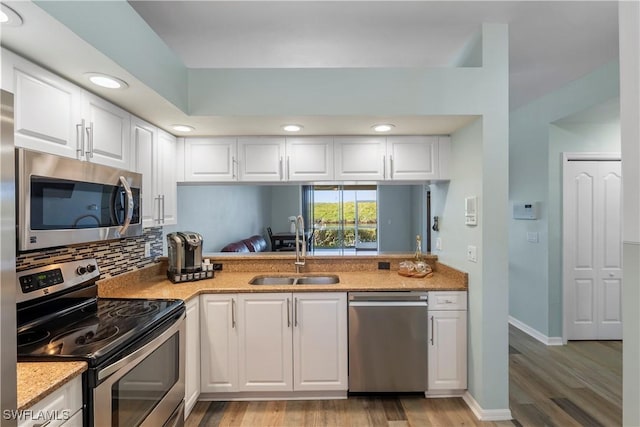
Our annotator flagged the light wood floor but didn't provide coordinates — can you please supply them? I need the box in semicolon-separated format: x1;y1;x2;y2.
186;326;621;426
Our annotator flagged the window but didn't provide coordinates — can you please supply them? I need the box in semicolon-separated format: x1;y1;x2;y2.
303;185;378;254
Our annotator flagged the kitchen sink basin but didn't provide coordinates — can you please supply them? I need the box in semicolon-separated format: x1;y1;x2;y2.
249;275;340;285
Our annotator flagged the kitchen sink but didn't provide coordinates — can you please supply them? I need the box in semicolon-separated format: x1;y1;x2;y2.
249;275;339;285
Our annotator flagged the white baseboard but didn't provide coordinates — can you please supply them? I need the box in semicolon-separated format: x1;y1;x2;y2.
509;316;563;346
462;391;512;421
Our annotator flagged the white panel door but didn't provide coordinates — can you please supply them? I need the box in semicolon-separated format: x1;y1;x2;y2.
293;293;348;391
82;92;130;169
157;130;178;225
387;136;439;180
286;137;334;181
184;137;237;181
564;160;622;340
184;298;200;418
334;137;387;180
131;117;159;228
238;293;293;392
9;51;83;158
237;137;286;181
200;294;239;393
427;310;467;391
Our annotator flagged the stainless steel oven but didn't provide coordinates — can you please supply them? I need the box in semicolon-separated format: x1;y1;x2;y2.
16;148;142;251
94;313;185;427
16;259;185;427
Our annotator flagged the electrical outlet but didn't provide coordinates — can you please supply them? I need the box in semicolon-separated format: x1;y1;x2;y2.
467;245;477;263
436;238;442;251
378;261;390;270
144;242;151;258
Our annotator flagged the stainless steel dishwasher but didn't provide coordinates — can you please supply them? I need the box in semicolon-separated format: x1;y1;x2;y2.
348;291;428;392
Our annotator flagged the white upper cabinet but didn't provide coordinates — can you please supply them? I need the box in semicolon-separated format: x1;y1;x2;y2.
184;137;237;182
334;136;387;180
237;137;286;181
4;50;83;159
81;92;130;169
3;49;131;169
387;136;438;180
131;119;178;227
157;130;178;225
285;137;334;181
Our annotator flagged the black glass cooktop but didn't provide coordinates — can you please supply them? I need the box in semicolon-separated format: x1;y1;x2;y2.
17;298;184;366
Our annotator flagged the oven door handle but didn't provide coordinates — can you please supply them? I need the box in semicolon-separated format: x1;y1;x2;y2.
117;176;134;236
97;312;184;382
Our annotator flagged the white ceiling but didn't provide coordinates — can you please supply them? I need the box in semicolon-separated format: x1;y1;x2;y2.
0;1;619;137
130;1;619;110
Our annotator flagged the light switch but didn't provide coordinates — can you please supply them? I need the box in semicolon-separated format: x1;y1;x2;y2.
526;232;539;243
467;245;477;263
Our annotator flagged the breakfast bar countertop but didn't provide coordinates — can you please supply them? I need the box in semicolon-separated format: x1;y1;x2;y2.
17;361;87;410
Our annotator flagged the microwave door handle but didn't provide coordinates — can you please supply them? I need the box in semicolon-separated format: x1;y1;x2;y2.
117;176;134;235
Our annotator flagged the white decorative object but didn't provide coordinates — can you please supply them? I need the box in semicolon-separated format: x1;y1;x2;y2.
288;216;297;233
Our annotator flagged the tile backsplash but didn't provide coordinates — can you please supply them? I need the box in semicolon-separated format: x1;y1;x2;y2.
16;227;164;278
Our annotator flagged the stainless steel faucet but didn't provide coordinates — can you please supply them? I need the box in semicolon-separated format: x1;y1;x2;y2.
294;215;306;273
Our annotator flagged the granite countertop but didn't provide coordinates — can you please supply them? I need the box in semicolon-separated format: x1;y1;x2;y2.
99;269;467;301
17;361;87;410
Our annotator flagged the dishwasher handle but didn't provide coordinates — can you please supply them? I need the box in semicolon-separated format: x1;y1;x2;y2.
349;301;428;307
349;291;428;303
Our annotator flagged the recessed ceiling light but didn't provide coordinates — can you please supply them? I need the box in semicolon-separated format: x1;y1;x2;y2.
84;73;128;89
0;4;23;26
171;124;195;132
282;124;303;132
372;124;395;133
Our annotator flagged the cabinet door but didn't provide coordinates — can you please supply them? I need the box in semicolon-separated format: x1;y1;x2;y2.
334;137;386;180
82;92;130;169
387;136;438;180
428;310;467;391
293;293;348;391
200;294;239;393
184;298;200;417
237;137;286;181
286;137;334;181
8;50;83;159
238;293;293;392
158;130;178;225
131;117;159;228
184;137;237;182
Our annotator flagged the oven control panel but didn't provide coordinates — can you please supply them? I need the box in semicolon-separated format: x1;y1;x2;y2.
19;268;64;293
16;259;100;304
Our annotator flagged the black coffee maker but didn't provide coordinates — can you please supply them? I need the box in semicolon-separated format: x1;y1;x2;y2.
167;231;210;282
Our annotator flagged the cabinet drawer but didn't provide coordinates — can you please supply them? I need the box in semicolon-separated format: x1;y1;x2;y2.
19;376;82;427
428;291;467;310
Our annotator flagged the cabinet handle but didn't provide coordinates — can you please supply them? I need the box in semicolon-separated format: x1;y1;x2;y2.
232;156;237;179
294;297;298;327
85;122;94;158
389;155;394;179
76;119;85;157
286;298;291;327
155;195;162;223
430;315;434;345
279;157;283;181
231;298;236;328
287;156;291;181
34;421;51;427
161;194;166;223
382;155;386;178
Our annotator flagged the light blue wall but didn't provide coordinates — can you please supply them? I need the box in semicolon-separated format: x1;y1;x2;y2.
509;62;620;339
378;185;421;252
170;185;272;252
270;186;301;233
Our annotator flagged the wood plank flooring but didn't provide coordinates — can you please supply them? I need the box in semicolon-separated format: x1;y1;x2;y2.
186;326;621;426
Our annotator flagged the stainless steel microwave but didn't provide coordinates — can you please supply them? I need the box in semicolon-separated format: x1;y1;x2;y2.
16;148;142;251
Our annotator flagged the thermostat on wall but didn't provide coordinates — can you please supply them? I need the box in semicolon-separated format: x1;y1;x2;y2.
513;202;538;220
465;196;478;226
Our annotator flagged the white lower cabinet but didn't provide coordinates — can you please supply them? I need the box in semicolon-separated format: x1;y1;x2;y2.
427;291;468;394
184;297;200;419
19;375;83;427
200;292;348;397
